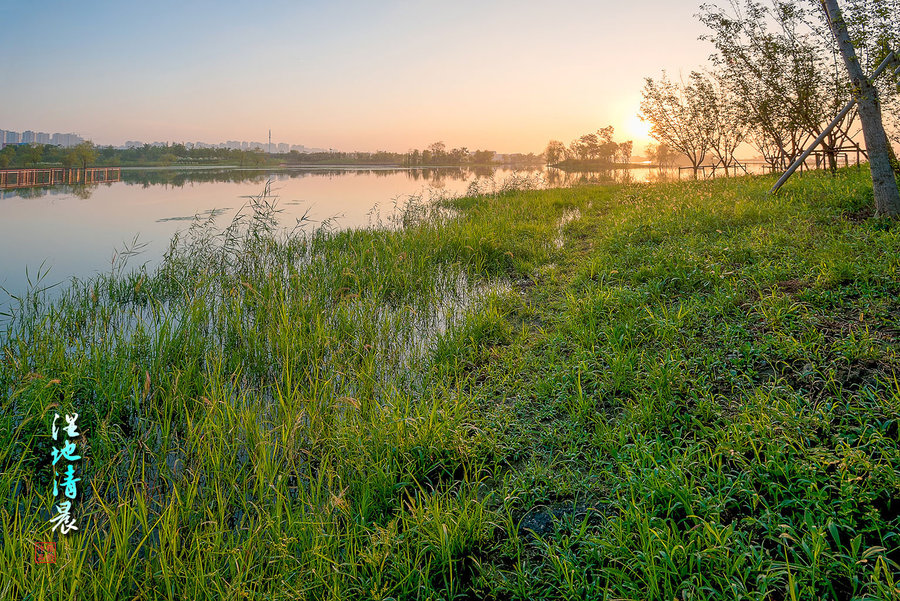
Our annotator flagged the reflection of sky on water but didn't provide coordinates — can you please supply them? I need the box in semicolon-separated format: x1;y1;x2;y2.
0;167;529;308
0;164;764;311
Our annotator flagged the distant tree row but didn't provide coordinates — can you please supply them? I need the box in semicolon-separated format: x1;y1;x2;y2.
543;126;634;166
0;141;100;169
402;142;498;166
0;141;282;169
0;140;512;170
644;142;678;169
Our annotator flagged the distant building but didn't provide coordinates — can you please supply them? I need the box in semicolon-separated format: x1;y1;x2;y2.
51;133;84;148
0;128;319;154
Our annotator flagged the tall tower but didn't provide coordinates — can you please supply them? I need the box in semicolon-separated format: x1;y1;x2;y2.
268;129;272;154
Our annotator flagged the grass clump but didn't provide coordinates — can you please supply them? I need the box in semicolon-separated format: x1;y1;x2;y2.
3;168;900;600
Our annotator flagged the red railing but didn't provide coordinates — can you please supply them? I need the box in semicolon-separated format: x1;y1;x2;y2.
0;167;121;189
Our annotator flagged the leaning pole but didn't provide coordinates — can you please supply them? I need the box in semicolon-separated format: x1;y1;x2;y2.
769;50;898;196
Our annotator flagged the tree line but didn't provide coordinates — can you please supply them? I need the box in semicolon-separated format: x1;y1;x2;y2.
402;142;498;166
0;140;509;169
638;0;900;214
0;141;277;169
543;126;635;167
0;141;99;170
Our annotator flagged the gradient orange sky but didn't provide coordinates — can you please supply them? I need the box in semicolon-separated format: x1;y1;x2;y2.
1;1;712;153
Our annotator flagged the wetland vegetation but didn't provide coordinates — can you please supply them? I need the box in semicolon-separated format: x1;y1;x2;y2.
3;166;900;599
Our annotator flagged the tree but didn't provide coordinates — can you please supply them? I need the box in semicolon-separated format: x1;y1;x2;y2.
471;149;496;164
580;133;601;160
640;71;716;176
617;140;634;164
544;140;566;165
656;143;675;168
69;141;98;170
693;71;747;170
597;126;619;164
427;141;446;163
646;143;673;168
699;0;857;172
61;150;77;169
23;144;44;167
827;0;900;175
237;149;263;167
569;137;589;161
0;146;13;169
821;0;900;215
448;147;468;164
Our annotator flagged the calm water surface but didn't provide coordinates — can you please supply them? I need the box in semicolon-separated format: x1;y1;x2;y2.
0;164;693;311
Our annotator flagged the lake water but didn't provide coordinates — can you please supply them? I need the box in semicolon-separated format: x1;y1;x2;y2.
0;164;733;312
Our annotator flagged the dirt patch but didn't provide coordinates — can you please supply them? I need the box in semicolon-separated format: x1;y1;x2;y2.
517;499;608;540
842;204;874;223
743;278;810;304
774;278;807;294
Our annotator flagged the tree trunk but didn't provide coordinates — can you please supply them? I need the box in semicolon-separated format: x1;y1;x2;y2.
822;0;900;216
888;142;900;179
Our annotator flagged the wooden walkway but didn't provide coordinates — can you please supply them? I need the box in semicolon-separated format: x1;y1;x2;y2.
0;167;121;189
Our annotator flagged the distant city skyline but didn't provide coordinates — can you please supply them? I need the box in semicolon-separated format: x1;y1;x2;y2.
0;125;326;153
0;1;713;154
0;128;84;148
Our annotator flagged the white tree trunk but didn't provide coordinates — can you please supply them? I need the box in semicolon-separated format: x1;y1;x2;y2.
822;0;900;216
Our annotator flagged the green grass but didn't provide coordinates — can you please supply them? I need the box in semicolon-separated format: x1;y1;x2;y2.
2;168;899;600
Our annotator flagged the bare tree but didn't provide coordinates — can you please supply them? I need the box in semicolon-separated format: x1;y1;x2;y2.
821;0;900;215
640;71;716;176
694;71;747;171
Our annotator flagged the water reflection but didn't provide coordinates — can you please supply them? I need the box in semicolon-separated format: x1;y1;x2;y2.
0;183;107;200
0;163;761;310
0;166;542;307
0;166;549;200
119;165;544;190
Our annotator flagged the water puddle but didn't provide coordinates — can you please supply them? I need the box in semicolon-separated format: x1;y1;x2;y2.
554;208;582;248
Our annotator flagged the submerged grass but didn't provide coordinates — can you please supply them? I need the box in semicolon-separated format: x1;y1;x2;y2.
2;168;900;600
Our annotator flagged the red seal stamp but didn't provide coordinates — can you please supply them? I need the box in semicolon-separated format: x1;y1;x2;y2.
34;542;56;564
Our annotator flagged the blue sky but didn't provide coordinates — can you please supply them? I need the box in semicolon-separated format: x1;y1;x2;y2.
1;1;712;152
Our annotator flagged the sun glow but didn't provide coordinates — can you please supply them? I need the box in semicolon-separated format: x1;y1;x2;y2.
627;112;652;144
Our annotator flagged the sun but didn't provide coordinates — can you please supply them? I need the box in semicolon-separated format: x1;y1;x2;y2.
627;112;652;142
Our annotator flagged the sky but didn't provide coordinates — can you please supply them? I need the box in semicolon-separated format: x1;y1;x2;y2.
0;1;713;154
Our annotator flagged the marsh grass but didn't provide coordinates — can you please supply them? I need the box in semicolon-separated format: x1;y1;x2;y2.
1;177;564;600
2;168;900;599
